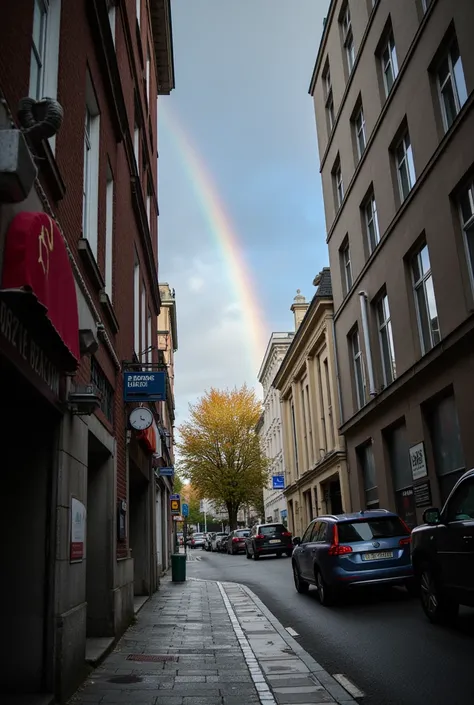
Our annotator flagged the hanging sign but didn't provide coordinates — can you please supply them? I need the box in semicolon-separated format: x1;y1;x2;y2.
170;493;181;515
123;370;166;401
70;497;86;562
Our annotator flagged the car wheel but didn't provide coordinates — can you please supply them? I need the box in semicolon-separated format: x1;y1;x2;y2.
252;549;260;560
246;548;252;559
315;568;335;606
420;562;459;624
292;562;309;594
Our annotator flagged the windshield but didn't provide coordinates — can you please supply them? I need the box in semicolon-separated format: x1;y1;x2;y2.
260;524;286;536
193;534;204;538
337;517;409;542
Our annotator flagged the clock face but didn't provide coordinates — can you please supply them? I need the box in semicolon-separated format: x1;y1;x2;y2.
129;407;153;431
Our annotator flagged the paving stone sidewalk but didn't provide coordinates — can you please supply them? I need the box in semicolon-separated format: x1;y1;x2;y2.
69;577;358;705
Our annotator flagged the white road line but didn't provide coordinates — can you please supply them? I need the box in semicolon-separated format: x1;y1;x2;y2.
333;673;365;699
285;627;299;637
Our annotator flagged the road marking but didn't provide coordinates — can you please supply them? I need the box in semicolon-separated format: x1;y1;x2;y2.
333;673;365;699
285;627;299;637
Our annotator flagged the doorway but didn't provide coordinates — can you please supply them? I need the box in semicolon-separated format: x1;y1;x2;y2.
86;432;113;637
129;461;151;596
0;357;58;694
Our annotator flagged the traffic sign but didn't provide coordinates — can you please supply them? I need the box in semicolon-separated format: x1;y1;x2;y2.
272;475;285;490
170;494;181;515
182;503;189;518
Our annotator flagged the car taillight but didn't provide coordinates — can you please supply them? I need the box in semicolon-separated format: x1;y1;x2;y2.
281;531;292;537
328;523;353;556
255;534;265;539
232;537;240;542
399;536;411;546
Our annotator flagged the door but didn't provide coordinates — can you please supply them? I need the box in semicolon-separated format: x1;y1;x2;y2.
437;477;474;595
297;521;316;580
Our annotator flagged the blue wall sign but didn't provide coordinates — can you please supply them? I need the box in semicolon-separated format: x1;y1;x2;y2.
182;503;189;517
171;493;180;501
158;467;174;477
123;371;166;401
272;475;285;490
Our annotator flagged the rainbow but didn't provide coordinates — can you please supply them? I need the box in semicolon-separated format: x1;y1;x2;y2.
159;103;268;376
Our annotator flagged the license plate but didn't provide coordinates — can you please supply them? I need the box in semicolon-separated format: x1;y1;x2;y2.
362;551;393;561
269;539;280;544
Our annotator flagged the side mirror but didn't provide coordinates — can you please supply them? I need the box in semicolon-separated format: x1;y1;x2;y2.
423;507;441;525
293;536;301;546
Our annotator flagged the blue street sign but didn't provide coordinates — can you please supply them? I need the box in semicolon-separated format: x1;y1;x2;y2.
182;503;189;518
171;493;180;501
158;467;174;477
123;371;166;402
272;475;285;490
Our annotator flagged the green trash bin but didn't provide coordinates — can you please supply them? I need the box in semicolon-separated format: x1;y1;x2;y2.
171;553;186;582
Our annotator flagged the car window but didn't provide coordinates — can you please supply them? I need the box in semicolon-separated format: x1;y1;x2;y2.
446;479;474;522
337;517;409;542
309;521;321;542
260;524;286;536
313;521;328;542
235;530;250;537
301;522;314;543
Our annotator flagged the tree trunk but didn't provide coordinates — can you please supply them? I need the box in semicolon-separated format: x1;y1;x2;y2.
226;503;239;530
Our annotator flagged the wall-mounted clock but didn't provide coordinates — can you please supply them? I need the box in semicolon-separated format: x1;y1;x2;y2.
129;407;153;431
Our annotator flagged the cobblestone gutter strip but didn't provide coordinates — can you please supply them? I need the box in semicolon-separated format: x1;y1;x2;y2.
217;582;277;705
220;581;359;705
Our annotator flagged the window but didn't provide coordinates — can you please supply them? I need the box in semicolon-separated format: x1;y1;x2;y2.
105;165;114;300
340;239;352;295
82;78;100;258
353;105;366;159
376;294;396;385
146;46;151;106
421;0;432;12
396;132;416;201
107;0;116;44
324;68;335;132
333;160;344;209
460;181;474;287
134;123;140;171
437;38;468;133
381;32;399;96
134;261;140;355
351;329;366;409
327;94;335;131
141;284;146;362
358;443;378;508
338;517;409;543
427;393;465;501
445;479;474;522
412;244;440;353
341;5;355;74
147;313;153;365
29;0;61;148
146;186;151;227
364;192;380;253
386;423;416;528
136;0;141;27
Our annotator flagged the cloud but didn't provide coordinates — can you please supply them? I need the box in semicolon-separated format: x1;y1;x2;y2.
188;276;204;293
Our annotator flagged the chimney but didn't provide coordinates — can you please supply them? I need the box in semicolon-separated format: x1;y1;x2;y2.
291;290;309;331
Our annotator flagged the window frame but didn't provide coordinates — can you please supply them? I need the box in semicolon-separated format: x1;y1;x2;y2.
364;192;380;254
376;293;396;386
381;32;399;97
351;328;366;410
395;132;416;201
334;161;344;209
436;38;468;133
354;105;366;159
459;182;474;292
340;238;353;295
341;5;355;74
82;81;100;259
411;244;440;354
105;164;114;300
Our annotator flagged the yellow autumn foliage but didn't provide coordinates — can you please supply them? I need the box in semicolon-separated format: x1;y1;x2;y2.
177;386;268;528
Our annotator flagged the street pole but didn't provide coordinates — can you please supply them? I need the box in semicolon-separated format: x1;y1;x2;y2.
204;511;207;533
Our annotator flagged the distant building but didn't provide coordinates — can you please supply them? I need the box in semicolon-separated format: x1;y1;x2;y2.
309;0;474;524
274;273;349;537
257;331;295;524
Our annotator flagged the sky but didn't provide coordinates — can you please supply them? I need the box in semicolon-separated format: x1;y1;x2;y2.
157;0;331;425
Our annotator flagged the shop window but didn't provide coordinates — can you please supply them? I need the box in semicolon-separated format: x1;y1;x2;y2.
426;392;465;502
386;423;416;527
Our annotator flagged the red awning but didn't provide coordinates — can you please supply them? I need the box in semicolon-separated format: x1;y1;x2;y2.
1;212;80;367
137;421;158;453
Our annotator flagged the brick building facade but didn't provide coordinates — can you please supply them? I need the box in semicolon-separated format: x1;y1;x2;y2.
0;1;174;702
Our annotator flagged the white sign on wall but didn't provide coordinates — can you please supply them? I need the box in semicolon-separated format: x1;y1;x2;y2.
70;497;86;562
409;442;428;482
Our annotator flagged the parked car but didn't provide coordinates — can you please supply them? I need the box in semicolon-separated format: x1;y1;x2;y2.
204;533;213;551
217;534;229;552
177;532;184;546
226;529;250;554
211;532;227;552
245;523;293;559
411;468;474;624
291;510;415;606
187;532;206;549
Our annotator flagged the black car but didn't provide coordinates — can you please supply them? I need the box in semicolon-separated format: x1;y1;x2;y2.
411;468;474;623
245;523;293;559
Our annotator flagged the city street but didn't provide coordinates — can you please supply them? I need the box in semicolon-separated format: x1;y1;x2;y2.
188;549;474;705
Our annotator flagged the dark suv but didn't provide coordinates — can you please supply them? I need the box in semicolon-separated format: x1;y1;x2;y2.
411;468;474;624
245;523;293;559
292;510;414;605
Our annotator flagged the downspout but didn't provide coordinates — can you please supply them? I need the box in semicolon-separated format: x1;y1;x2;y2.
331;315;344;425
358;290;376;397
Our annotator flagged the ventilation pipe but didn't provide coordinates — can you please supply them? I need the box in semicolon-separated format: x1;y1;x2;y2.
358;290;376;397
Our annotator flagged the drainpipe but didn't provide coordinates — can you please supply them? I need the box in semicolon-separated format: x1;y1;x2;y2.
358;291;376;397
331;316;344;425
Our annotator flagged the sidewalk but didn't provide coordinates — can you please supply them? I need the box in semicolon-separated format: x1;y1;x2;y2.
69;577;358;705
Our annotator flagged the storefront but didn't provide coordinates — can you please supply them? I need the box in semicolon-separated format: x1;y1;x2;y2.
0;212;79;697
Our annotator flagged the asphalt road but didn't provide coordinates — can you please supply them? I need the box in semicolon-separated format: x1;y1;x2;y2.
187;548;474;705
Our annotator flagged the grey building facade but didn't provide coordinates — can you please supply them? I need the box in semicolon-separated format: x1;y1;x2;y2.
310;0;474;526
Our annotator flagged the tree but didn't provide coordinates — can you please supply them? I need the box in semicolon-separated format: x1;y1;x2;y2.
177;386;269;529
